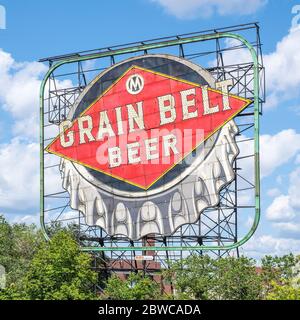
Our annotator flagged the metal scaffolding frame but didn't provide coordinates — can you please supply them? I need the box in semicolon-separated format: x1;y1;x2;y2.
40;23;264;289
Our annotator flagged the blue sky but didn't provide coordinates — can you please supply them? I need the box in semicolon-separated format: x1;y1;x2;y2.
0;0;300;258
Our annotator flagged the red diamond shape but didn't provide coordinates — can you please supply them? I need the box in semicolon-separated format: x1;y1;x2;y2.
46;66;251;189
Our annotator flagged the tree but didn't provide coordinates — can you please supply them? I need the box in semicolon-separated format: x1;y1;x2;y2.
0;215;43;289
266;281;300;300
0;215;13;270
261;254;300;296
102;272;161;300
213;256;262;300
164;255;217;300
2;214;300;301
165;255;262;300
1;230;98;300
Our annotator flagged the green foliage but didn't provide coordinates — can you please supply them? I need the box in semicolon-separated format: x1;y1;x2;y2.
266;281;300;300
213;256;262;300
1;230;98;300
261;254;299;282
102;272;161;300
261;254;300;296
165;254;262;300
164;255;216;300
0;215;43;288
0;215;13;268
1;215;300;300
46;221;80;239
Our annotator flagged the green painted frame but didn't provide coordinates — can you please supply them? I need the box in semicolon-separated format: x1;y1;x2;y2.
40;32;260;251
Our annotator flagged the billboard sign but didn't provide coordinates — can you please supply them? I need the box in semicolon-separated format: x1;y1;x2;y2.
46;55;251;240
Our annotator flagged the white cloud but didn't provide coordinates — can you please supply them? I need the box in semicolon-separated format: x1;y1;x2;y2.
273;222;300;238
238;129;300;180
289;167;300;209
0;138;40;209
10;213;39;225
267;188;281;197
274;222;300;232
266;166;300;229
266;195;295;222
220;38;253;66
243;234;300;259
0;49;72;140
0;49;46;140
260;129;300;177
1;61;46;117
6;209;79;226
0;50;14;75
151;0;267;19
0;138;61;210
209;27;300;112
264;27;300;109
245;216;254;228
0;49;71;211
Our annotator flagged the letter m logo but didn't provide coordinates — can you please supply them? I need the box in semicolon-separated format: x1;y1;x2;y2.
126;73;144;94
